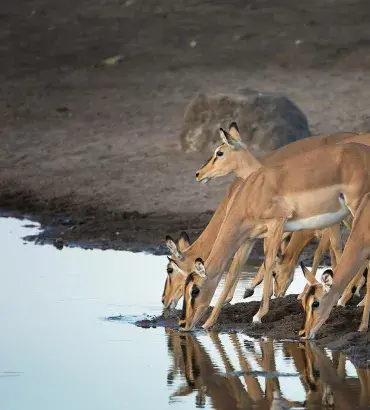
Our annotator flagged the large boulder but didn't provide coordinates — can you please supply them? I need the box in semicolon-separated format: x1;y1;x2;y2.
179;89;310;156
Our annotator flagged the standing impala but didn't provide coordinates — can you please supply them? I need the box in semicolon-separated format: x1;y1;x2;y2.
178;141;370;331
195;125;354;299
162;124;358;311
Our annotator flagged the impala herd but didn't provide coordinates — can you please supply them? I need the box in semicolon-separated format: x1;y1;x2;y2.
162;122;370;339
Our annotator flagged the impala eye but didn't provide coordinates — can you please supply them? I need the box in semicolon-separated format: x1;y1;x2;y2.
216;151;224;157
312;300;320;309
167;267;173;274
191;286;200;298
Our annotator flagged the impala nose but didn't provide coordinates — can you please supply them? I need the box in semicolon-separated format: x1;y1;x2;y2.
196;172;199;178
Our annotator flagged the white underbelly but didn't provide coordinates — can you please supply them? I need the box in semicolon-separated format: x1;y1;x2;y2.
284;207;349;232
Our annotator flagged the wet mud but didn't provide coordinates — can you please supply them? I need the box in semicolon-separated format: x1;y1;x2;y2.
136;293;370;368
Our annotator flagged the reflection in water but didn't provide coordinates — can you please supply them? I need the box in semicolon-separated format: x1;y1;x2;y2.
165;330;370;409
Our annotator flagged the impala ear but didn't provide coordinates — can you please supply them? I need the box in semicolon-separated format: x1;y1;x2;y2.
321;269;333;291
300;261;318;286
166;235;183;259
228;122;242;141
219;128;244;150
194;258;207;279
167;257;187;277
178;231;190;251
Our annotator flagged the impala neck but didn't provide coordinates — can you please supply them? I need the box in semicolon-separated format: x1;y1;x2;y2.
183;178;243;264
235;149;261;179
283;230;315;265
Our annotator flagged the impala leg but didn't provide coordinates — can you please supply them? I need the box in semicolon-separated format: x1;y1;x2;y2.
311;231;330;276
244;264;265;299
244;238;268;298
225;242;252;304
337;261;367;306
359;262;370;332
202;240;256;330
328;223;342;266
329;246;337;269
354;270;367;297
253;220;286;323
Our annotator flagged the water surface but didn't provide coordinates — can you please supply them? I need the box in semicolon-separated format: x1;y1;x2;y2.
0;217;368;409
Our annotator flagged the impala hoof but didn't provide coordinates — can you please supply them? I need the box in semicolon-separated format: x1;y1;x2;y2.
252;314;261;324
244;288;254;299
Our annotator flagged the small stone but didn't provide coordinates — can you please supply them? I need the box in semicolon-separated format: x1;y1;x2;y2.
56;106;69;113
53;238;64;250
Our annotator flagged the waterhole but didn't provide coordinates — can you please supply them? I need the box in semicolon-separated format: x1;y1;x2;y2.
0;217;368;409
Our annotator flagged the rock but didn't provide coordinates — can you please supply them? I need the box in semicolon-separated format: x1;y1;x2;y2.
179;89;310;155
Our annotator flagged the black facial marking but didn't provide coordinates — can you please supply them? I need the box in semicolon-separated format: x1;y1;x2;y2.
364;268;368;278
190;285;200;308
191;285;200;298
181;274;196;318
306;286;316;299
185;273;195;286
300;287;316;331
300;313;307;335
181;297;187;320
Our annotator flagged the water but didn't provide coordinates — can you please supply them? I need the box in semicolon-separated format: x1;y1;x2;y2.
0;217;368;409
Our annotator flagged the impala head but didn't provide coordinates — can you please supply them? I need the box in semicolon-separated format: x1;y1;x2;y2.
178;258;212;331
271;235;294;297
299;262;333;339
162;232;191;310
195;122;247;183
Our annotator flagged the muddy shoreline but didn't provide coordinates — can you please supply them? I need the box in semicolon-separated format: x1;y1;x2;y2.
3;198;332;266
136;294;370;368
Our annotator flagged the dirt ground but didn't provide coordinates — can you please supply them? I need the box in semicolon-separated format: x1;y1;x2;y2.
2;0;370;251
136;293;370;368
